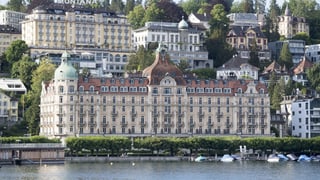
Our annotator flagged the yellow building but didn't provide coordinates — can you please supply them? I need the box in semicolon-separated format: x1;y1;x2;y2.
21;3;131;50
21;3;132;76
0;25;21;56
40;44;271;139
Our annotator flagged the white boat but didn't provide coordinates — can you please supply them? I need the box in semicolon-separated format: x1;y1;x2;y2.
298;155;311;162
220;154;235;162
267;154;280;162
286;154;298;161
277;154;289;161
194;156;207;162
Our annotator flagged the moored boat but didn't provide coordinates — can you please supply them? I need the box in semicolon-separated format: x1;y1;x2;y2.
267;154;280;162
277;154;289;161
286;154;298;161
220;154;235;162
194;156;207;162
298;154;311;162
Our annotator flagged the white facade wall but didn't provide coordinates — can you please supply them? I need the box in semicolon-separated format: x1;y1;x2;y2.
291;99;311;138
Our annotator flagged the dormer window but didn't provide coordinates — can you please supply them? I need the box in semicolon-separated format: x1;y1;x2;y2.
89;86;95;93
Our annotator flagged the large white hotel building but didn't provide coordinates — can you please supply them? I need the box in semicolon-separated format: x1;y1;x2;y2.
40;44;271;139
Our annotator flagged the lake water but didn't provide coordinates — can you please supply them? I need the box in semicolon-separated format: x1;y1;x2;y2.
1;161;320;180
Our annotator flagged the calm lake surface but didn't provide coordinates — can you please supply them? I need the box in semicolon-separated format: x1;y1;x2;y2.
1;161;320;180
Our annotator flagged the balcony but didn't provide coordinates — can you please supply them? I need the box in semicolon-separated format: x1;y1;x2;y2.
112;111;118;116
152;111;159;117
225;123;232;128
120;121;128;127
131;111;137;117
56;122;64;127
207;122;214;126
189;122;195;127
164;112;173;116
88;121;96;126
216;112;223;118
139;122;146;127
101;122;109;126
163;122;173;127
178;113;184;117
78;122;86;126
198;111;205;117
152;122;159;127
176;122;184;127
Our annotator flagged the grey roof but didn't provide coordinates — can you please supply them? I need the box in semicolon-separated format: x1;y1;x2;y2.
216;55;258;70
227;26;266;38
192;13;210;22
33;3;117;16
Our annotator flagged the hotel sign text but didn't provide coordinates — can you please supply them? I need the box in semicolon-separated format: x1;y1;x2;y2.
55;0;98;5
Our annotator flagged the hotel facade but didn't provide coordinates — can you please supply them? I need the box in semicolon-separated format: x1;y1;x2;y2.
40;44;271;139
21;3;132;76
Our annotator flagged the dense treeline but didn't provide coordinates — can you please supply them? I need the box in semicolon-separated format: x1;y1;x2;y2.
65;136;320;157
0;136;61;143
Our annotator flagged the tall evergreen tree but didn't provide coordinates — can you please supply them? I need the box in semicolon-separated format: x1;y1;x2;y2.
110;0;125;13
248;40;260;68
125;0;135;15
278;42;293;69
242;0;254;13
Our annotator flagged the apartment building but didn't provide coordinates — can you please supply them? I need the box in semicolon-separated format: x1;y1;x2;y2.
133;19;213;70
0;25;21;56
278;5;309;39
21;3;132;76
0;10;26;31
0;78;27;122
268;40;305;65
40;44;271;139
226;26;271;62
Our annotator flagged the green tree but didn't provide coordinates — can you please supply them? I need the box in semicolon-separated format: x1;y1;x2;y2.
248;40;260;68
7;0;26;12
287;0;317;17
24;58;56;135
207;4;235;68
307;63;320;92
127;5;146;29
181;0;204;15
271;83;282;111
125;46;154;72
177;59;190;73
124;0;135;15
278;42;293;69
192;68;216;79
110;0;124;13
292;32;312;45
242;0;254;13
306;10;320;43
11;55;37;90
4;40;29;72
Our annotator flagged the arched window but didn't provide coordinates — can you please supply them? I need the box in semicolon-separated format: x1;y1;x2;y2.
115;54;121;62
123;55;127;62
89;85;95;93
79;86;84;93
109;54;113;62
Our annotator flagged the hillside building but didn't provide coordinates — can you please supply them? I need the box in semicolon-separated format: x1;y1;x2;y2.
40;44;271;139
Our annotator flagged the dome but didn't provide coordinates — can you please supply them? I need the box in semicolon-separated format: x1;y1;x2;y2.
54;51;78;80
178;17;188;30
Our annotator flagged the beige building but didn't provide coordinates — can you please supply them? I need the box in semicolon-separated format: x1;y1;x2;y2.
226;26;270;62
21;3;132;76
278;5;309;39
40;44;271;139
0;25;21;56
